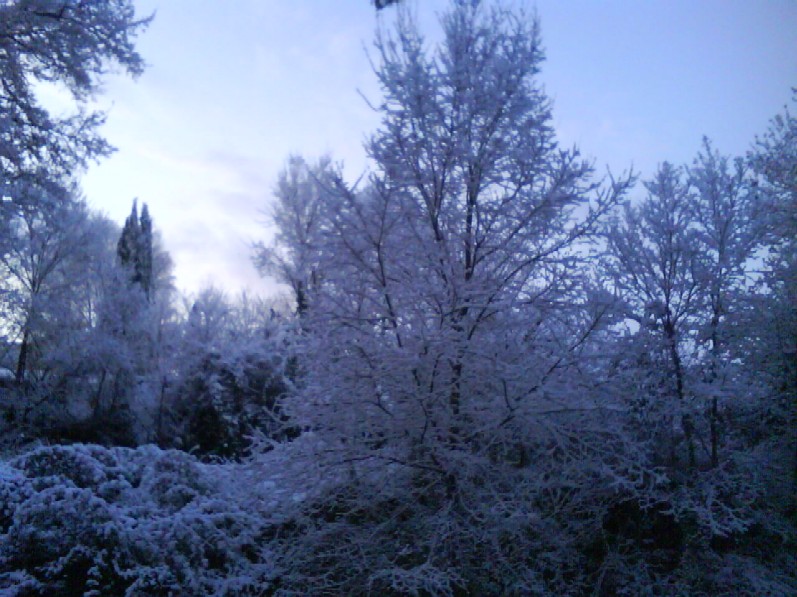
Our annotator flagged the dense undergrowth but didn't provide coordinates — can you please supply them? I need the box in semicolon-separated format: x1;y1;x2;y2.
1;438;794;596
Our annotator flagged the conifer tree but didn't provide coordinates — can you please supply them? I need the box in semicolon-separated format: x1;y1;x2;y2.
138;203;154;298
117;201;140;271
116;200;154;299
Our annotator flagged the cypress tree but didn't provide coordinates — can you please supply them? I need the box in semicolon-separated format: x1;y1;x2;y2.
116;199;154;299
138;203;153;298
117;200;140;270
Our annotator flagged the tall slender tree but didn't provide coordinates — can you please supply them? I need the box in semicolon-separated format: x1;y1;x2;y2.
117;200;154;300
747;93;797;485
687;138;757;468
137;203;153;299
254;156;337;317
604;162;701;468
117;201;140;271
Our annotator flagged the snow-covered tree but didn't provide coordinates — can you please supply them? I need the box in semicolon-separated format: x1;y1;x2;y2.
603;162;701;468
77;202;175;444
686;138;758;468
595;132;797;592
747;93;796;382
0;182;95;386
746;92;797;486
0;0;150;193
0;195;176;444
269;1;635;591
253;155;338;316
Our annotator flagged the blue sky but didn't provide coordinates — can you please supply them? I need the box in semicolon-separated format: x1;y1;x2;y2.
76;0;797;297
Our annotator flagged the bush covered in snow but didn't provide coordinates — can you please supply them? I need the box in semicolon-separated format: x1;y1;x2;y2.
1;438;795;595
0;443;280;596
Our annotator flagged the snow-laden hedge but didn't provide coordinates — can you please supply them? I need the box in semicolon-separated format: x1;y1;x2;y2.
0;443;280;596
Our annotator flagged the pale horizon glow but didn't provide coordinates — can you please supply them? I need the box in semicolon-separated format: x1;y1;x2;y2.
75;0;797;298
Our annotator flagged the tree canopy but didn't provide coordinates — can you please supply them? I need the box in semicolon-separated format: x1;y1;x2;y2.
0;0;150;193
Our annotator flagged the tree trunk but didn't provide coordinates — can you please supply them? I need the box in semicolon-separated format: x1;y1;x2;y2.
708;306;721;469
710;396;719;469
665;318;695;469
15;327;29;385
156;376;167;445
92;369;107;417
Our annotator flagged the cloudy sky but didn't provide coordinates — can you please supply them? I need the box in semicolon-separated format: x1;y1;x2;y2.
76;0;797;298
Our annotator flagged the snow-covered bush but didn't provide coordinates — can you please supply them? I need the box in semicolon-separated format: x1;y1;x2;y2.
0;443;280;596
169;348;290;459
161;289;296;459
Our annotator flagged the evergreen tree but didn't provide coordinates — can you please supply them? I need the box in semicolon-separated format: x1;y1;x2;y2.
117;200;140;271
116;200;154;299
138;203;154;299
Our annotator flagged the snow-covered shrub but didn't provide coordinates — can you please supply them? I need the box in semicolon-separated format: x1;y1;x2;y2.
161;290;297;460
169;349;290;459
0;443;280;596
3;483;131;596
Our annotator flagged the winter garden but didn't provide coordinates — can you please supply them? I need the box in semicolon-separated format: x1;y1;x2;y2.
0;0;795;594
